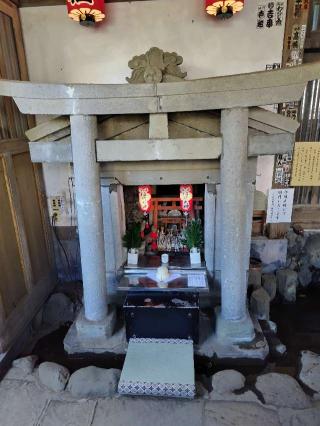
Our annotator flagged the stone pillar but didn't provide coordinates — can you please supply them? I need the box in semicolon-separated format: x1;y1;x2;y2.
110;184;126;268
101;182;126;295
70;115;108;322
204;183;216;276
244;182;255;276
101;184;117;295
216;108;254;342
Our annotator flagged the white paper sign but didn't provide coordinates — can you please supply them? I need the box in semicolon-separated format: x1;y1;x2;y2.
188;275;206;288
266;188;294;223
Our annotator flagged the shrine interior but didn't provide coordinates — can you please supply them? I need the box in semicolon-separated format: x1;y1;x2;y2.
124;184;204;262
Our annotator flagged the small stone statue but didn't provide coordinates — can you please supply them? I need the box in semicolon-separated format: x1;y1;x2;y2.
126;47;187;84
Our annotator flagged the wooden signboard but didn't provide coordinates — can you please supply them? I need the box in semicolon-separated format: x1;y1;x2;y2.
271;0;311;191
291;142;320;186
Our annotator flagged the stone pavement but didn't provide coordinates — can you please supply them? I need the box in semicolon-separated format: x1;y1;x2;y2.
1;366;320;426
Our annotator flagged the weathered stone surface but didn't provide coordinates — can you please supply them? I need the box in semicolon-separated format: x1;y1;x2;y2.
68;366;120;398
276;269;298;302
255;373;311;409
286;231;320;289
248;268;262;289
211;370;245;394
251;238;288;273
4;366;36;382
286;230;297;254
75;307;116;339
208;369;260;403
287;230;305;258
304;234;320;268
1;365;319;426
269;336;287;359
92;398;204;426
298;263;313;287
38;362;70;392
287;257;298;271
299;350;320;395
204;401;280;426
262;274;277;301
64;321;127;355
278;407;320;426
275;343;287;356
42;293;74;326
268;320;277;334
37;400;96;426
12;355;38;374
208;369;260;402
250;287;270;320
0;380;48;426
208;389;260;403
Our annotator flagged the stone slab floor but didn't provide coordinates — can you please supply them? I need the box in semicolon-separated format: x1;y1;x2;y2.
1;367;320;426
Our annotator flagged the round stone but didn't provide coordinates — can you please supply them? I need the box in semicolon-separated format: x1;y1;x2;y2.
212;370;245;394
38;362;70;392
255;373;311;409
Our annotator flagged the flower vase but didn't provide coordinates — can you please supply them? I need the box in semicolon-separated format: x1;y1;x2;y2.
128;249;138;265
190;247;201;265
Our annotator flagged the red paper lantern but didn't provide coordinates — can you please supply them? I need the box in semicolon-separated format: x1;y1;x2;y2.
205;1;244;19
138;185;152;213
180;185;193;213
67;0;106;25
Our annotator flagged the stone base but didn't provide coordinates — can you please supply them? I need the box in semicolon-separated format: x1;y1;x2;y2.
195;312;269;360
64;308;127;355
64;307;268;361
76;308;116;339
215;308;255;343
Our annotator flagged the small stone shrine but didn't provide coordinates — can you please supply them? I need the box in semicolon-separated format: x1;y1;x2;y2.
0;51;319;367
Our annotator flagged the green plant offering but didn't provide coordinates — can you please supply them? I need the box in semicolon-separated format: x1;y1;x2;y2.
122;223;142;250
182;219;203;250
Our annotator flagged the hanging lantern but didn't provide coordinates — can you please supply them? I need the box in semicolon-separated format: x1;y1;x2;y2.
205;1;244;19
67;0;106;26
180;185;193;213
138;185;152;213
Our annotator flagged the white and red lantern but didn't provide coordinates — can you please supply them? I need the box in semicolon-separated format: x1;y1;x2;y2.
138;185;152;213
205;1;244;19
180;184;193;213
67;0;106;25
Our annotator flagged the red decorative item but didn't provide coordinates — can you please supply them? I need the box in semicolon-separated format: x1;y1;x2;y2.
150;231;158;240
138;185;152;213
180;185;193;213
67;0;106;25
205;1;244;19
151;241;158;251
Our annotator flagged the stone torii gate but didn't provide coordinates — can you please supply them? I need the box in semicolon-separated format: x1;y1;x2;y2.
1;62;319;355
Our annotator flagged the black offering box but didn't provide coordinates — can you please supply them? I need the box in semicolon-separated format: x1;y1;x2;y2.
123;291;199;343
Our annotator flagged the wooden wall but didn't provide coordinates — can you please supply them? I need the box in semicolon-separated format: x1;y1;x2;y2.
0;0;55;352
